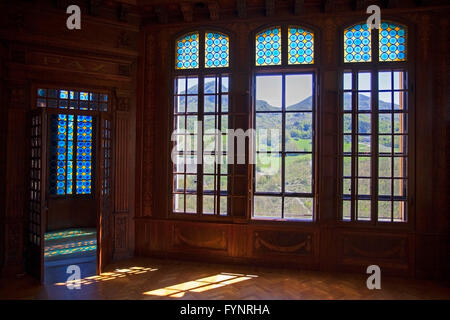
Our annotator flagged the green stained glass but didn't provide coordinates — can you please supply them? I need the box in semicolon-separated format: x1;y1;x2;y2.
255;27;282;66
288;27;314;64
205;32;229;68
379;22;407;62
176;33;199;69
344;23;371;63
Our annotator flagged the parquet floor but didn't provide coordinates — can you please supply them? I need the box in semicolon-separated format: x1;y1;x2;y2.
1;257;449;300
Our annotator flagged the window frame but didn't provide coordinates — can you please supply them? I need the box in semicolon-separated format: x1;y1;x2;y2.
337;18;415;229
169;27;234;220
250;23;320;223
32;84;111;200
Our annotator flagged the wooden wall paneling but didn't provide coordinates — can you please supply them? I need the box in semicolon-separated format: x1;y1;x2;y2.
0;42;6;273
2;85;27;275
0;0;139;275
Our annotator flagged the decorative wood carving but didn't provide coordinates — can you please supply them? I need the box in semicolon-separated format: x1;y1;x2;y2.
253;231;312;255
324;18;337;65
323;0;335;13
155;6;168;24
265;0;275;17
173;226;227;250
114;214;128;250
180;2;194;23
118;4;129;22
341;234;408;260
208;1;220;21
353;0;368;11
237;0;247;18
294;0;305;15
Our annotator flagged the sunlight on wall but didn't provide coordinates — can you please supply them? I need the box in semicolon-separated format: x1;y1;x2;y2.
53;267;158;286
143;272;258;298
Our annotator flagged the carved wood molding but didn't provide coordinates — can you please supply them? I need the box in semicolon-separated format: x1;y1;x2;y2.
173;227;227;250
294;0;305;15
254;232;312;254
180;2;194;23
324;18;337;65
344;239;407;259
208;1;220;21
237;0;247;19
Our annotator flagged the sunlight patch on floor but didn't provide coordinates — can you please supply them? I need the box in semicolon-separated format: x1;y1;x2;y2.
53;266;158;286
143;272;258;298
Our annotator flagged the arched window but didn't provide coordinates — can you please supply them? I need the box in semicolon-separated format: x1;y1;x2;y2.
252;25;316;221
172;30;231;216
340;21;409;223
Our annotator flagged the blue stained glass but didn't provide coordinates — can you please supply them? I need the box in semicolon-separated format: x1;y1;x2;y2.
288;27;314;65
205;32;229;68
176;33;199;70
255;27;282;66
379;22;407;62
344;23;371;63
76;115;93;195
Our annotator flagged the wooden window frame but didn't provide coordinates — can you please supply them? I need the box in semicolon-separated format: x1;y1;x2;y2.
337;19;415;229
170;28;234;220
250;24;320;223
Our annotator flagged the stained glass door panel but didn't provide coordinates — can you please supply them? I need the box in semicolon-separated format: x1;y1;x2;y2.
97;113;113;272
26;109;47;281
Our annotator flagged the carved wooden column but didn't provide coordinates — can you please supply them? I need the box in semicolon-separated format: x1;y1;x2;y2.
1;84;28;275
113;91;132;259
319;17;340;272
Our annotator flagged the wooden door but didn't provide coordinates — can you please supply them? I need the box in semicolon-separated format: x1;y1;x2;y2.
97;113;113;273
26;108;47;281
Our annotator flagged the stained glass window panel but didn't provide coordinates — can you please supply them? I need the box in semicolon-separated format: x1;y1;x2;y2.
76;115;93;195
288;27;314;65
344;23;371;63
255;27;282;66
50;114;74;195
379;22;407;62
205;32;229;68
176;33;199;69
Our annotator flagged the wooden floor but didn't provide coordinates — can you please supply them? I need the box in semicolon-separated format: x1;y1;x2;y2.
1;257;450;300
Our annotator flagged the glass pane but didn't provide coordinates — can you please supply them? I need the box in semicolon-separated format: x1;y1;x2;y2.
285;153;312;193
185;194;197;213
343;178;351;195
255;113;282;152
379;135;392;154
378;178;391;196
393;201;406;222
358;114;371;134
394;135;407;154
379;22;407;62
288;27;314;65
285;113;312;152
176;33;199;69
378;71;392;90
358;92;371;111
344;23;371;63
358;178;371;195
394;179;407;196
343;114;352;133
204;77;216;94
186;175;197;191
256;76;282;110
343;136;352;157
203;195;215;214
221;76;229;93
285;74;313;110
204;95;216;113
342;200;351;220
253;196;282;218
378;201;391;221
358;156;371;177
205;32;229;68
284;197;313;220
379;157;392;177
358;72;371;90
174;194;184;212
343;92;352;111
203;175;215;192
220;196;227;215
343;73;352;90
255;27;282;66
357;200;371;221
393;157;407;177
174;174;184;191
187;78;198;94
343;156;352;176
358;135;371;154
379;92;392;111
255;153;282;193
187;96;198;113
